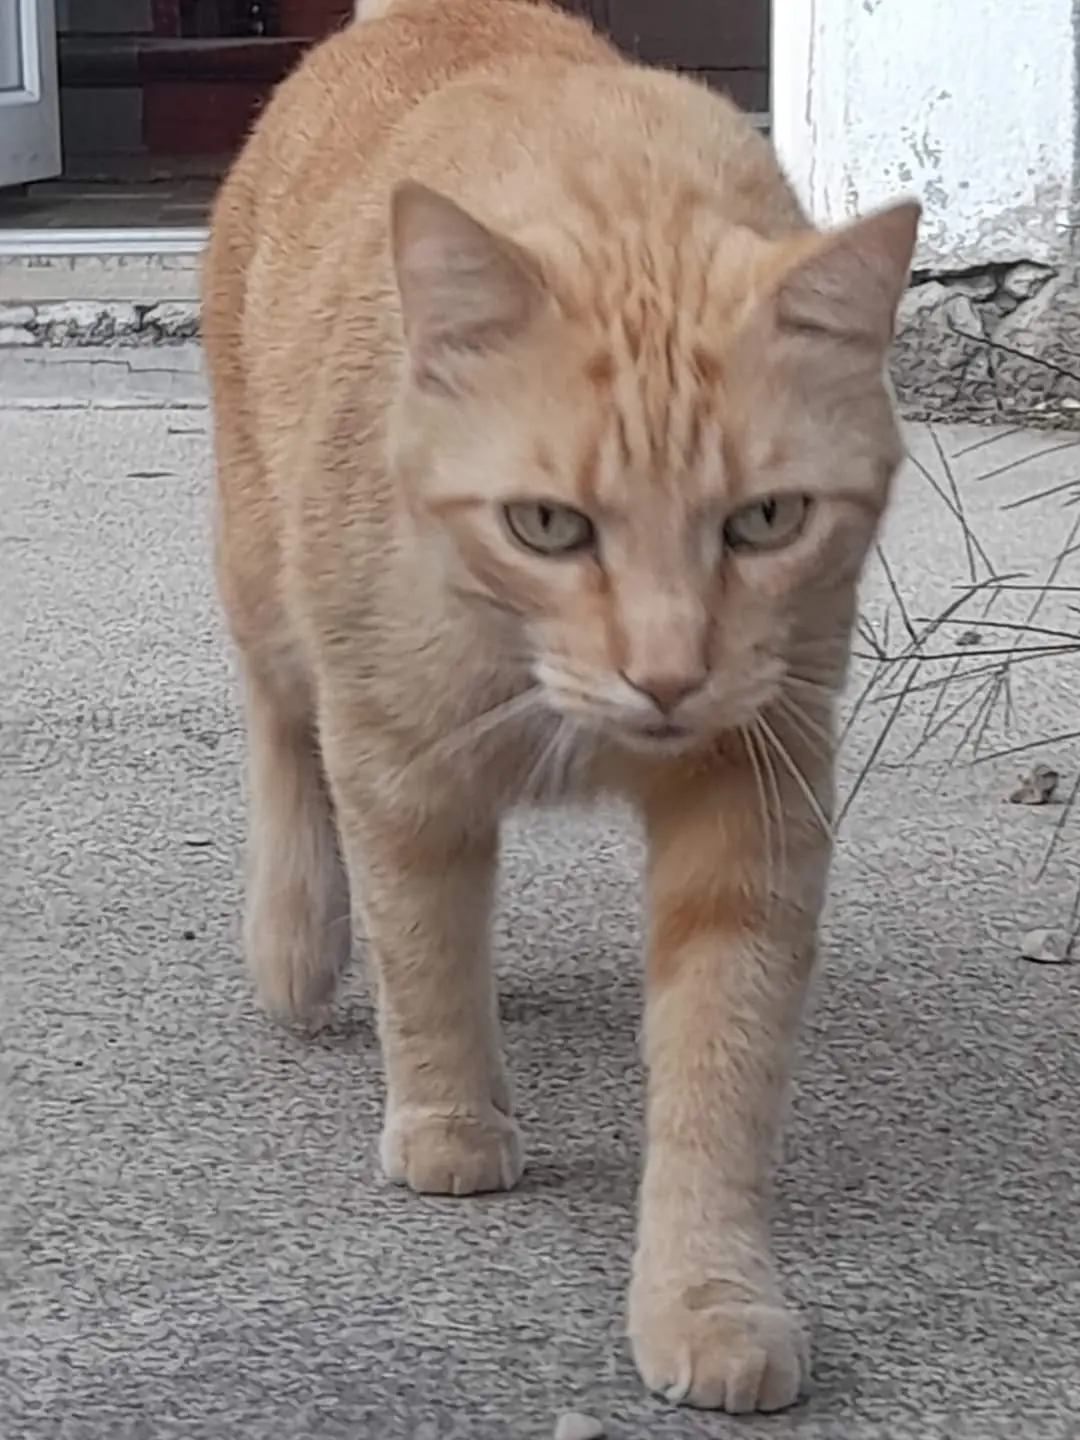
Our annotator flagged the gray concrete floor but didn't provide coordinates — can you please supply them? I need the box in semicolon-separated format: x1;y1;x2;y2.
3;359;1080;1439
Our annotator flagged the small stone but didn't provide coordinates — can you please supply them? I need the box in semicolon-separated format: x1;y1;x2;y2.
553;1414;606;1440
1009;763;1059;805
956;629;983;647
1019;928;1072;964
1002;262;1054;301
950;272;998;301
182;928;197;941
182;831;213;847
142;300;200;339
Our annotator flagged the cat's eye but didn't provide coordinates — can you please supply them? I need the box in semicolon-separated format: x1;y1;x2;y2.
723;494;811;553
503;501;596;556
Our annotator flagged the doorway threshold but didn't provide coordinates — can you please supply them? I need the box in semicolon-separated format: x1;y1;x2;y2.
0;227;207;259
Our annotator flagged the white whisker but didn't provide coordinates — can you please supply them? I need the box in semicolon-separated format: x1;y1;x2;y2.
520;714;569;800
394;687;544;787
775;691;833;762
551;718;585;795
752;718;788;886
757;714;834;840
444;689;540;753
783;672;836;699
741;725;776;906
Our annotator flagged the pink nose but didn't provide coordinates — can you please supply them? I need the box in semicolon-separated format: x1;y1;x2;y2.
620;671;705;714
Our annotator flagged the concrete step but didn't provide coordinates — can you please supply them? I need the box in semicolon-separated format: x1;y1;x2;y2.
0;341;206;408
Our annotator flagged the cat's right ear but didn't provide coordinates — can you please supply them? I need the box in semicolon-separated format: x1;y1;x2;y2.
390;181;544;395
774;200;921;350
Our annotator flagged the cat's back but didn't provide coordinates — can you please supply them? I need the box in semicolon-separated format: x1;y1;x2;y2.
203;0;618;365
252;1;614;225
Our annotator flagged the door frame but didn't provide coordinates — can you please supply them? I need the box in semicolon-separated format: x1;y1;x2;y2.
0;0;63;190
0;226;204;256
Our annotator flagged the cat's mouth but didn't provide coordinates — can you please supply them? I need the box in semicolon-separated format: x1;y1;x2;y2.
617;719;697;753
535;674;703;753
636;721;688;741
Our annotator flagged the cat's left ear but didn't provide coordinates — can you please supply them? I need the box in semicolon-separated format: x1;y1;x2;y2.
774;199;921;350
390;181;545;395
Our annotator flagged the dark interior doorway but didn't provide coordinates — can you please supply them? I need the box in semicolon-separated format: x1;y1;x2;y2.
0;0;769;232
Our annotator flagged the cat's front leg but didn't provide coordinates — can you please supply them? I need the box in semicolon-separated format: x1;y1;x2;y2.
628;746;830;1412
320;719;521;1196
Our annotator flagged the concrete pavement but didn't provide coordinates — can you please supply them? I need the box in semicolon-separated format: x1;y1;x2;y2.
3;358;1079;1439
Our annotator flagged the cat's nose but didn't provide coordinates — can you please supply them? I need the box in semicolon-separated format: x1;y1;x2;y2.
620;670;705;714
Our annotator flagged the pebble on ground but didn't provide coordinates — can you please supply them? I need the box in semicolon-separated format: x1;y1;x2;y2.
553;1412;606;1440
1018;927;1072;964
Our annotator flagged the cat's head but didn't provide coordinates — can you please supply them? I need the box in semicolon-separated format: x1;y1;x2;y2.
388;179;918;754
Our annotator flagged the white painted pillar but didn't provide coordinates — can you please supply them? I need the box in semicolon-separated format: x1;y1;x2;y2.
771;0;1078;272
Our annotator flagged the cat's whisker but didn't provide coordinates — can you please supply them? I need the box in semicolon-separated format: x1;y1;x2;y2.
741;725;777;908
782;672;835;699
552;718;586;795
446;688;542;750
774;691;833;761
519;713;573;800
531;727;563;800
753;719;789;889
756;715;834;841
785;659;849;690
397;687;545;784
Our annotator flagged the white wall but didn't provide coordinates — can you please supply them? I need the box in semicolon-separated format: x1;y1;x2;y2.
772;0;1078;272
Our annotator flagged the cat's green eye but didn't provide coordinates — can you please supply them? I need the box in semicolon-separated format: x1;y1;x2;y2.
503;501;596;556
723;494;811;553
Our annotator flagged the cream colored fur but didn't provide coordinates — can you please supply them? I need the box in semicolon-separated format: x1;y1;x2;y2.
202;0;918;1412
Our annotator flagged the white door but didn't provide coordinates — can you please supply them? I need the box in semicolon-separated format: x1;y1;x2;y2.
0;0;61;190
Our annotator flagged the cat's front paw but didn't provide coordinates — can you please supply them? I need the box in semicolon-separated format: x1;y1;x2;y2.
380;1105;523;1195
628;1276;809;1413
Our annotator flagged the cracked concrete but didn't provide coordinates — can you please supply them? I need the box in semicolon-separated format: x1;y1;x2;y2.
893;262;1080;426
0;298;200;348
0;343;205;409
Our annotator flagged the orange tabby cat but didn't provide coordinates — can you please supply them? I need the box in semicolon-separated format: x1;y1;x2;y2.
202;0;917;1412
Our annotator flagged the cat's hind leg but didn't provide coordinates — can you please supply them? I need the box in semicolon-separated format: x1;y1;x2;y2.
240;663;353;1018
